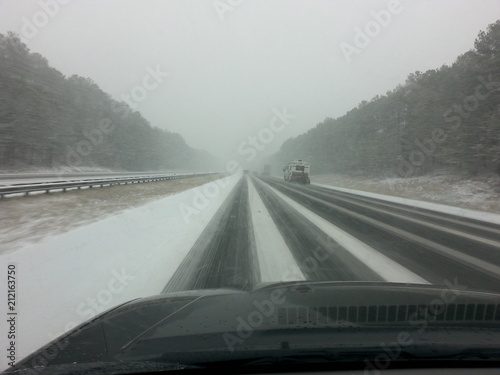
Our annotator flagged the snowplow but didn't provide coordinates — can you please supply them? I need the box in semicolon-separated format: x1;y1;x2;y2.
283;159;310;184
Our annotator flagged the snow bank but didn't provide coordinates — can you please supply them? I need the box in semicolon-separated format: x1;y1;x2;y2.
312;173;500;222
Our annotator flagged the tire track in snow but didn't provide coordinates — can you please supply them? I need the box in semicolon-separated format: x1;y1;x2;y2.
252;177;386;282
256;178;430;284
267;179;500;291
163;176;259;292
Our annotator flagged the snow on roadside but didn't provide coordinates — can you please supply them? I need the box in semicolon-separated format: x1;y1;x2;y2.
0;174;227;253
0;174;240;367
312;173;500;221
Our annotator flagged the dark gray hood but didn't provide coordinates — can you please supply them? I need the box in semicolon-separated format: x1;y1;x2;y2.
5;282;500;374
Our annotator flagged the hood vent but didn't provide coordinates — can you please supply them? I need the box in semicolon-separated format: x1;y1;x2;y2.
277;303;499;326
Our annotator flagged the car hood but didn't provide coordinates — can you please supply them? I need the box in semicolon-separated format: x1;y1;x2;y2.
5;281;500;374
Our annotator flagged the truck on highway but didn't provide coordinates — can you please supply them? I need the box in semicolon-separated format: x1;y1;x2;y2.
262;165;271;176
283;159;310;184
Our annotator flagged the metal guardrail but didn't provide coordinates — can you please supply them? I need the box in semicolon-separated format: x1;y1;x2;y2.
0;173;215;199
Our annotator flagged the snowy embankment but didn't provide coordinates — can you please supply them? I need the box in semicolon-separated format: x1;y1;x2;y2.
0;174;226;252
0;174;240;368
312;173;500;218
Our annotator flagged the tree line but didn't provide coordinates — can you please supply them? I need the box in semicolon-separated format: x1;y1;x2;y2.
0;32;214;171
270;20;500;178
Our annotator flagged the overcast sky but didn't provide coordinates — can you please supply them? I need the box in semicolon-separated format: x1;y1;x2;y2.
1;0;499;166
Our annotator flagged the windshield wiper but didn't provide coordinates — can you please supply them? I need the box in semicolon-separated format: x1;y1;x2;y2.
120;295;207;352
6;360;201;375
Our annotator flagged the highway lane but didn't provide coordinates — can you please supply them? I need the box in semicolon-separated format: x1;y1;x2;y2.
163;178;260;292
252;177;384;282
163;174;500;294
264;177;500;290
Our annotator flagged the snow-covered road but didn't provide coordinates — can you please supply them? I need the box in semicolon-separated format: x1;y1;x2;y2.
1;173;500;369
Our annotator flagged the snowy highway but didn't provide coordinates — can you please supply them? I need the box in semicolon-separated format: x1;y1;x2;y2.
2;173;500;366
164;174;500;293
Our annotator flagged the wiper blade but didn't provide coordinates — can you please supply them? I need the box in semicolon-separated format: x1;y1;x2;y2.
6;361;201;375
120;295;206;352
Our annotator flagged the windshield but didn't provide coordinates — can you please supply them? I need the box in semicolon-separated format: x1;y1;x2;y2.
1;0;500;373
